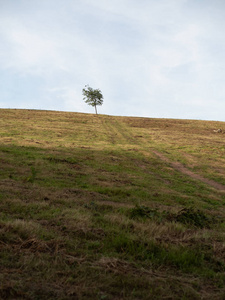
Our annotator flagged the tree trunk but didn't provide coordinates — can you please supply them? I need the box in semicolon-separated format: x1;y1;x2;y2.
95;105;98;114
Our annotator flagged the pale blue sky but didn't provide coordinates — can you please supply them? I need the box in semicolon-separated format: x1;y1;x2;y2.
1;0;225;120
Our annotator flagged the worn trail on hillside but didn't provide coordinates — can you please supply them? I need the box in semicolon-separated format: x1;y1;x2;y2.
100;116;225;192
153;151;225;192
101;117;138;145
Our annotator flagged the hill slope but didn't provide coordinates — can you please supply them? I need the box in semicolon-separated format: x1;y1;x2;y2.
0;109;225;299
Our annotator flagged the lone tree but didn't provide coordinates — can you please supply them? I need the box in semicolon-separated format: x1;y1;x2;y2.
82;85;103;114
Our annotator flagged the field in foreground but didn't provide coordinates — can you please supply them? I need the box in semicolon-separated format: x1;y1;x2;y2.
0;109;225;299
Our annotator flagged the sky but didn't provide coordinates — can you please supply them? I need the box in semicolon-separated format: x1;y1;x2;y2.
1;0;225;121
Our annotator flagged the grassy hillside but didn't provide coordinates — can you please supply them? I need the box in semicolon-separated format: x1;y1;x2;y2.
0;109;225;299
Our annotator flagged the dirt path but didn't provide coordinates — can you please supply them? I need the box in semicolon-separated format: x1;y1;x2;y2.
100;117;138;146
153;151;225;192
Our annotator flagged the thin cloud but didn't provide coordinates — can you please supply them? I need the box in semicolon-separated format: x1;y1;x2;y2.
0;0;225;120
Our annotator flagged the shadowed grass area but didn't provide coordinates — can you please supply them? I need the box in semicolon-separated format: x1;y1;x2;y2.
0;109;225;299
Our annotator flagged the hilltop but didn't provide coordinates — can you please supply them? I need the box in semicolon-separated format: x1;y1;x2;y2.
0;109;225;299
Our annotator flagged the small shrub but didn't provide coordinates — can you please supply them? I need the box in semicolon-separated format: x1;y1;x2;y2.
169;208;211;228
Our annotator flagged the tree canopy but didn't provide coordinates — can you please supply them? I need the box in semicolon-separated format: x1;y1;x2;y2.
82;85;103;114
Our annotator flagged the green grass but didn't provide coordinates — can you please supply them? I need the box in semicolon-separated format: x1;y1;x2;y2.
0;109;225;299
